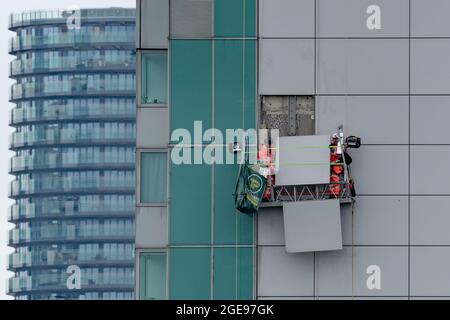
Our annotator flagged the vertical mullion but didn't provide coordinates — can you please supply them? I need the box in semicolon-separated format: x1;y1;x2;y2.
313;0;317;300
408;0;411;300
211;37;215;300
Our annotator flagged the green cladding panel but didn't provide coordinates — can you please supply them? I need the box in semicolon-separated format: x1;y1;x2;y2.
214;159;239;245
170;39;213;246
213;247;254;299
170;160;212;245
170;40;212;138
243;40;256;130
213;248;235;299
169;248;211;299
168;18;256;298
213;40;256;245
214;40;257;131
214;0;256;37
237;247;254;299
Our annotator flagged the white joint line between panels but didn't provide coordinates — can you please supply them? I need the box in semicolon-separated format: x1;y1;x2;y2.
211;35;215;301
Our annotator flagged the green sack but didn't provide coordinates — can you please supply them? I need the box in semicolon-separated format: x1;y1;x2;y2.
234;164;267;214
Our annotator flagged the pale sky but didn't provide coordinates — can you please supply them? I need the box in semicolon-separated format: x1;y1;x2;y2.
0;0;135;300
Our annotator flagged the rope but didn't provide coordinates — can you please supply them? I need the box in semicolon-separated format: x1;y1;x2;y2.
172;144;342;149
351;199;355;299
235;0;246;299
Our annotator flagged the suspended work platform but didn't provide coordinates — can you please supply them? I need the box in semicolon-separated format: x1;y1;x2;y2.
250;127;360;253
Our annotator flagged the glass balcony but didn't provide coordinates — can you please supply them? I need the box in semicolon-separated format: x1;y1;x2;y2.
10;98;135;125
9;195;134;222
9;173;135;197
9;9;135;29
8;203;35;221
8;202;133;222
9;124;135;149
8;269;133;293
9;193;135;218
10;148;135;173
10;52;135;77
8;245;134;269
8;220;134;245
9;228;31;246
9;28;135;52
8;252;32;268
8;275;32;293
10;75;135;100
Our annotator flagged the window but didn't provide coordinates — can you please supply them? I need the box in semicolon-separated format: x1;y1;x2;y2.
140;152;167;203
139;252;166;300
141;52;167;105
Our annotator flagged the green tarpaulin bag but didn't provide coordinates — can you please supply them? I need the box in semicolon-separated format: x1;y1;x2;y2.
234;141;267;214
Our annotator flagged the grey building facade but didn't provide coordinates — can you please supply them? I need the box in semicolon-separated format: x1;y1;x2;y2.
8;8;136;300
136;0;450;299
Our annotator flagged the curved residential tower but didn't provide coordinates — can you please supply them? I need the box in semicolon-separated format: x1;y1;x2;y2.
8;8;136;300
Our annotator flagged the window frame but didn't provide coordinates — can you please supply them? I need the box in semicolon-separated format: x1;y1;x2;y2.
136;149;168;206
136;249;168;300
137;50;168;108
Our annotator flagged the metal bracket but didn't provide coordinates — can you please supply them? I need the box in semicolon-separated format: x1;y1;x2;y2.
288;96;297;136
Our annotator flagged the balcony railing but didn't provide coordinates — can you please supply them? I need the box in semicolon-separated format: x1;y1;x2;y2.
9;9;135;29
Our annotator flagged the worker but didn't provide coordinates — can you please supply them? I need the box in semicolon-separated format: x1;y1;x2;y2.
330;174;341;197
329;132;356;198
258;140;275;201
258;143;271;166
329;133;343;197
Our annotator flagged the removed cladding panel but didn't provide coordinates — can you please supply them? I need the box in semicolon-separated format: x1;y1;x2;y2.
261;96;315;136
283;200;342;253
170;0;212;38
276;135;330;186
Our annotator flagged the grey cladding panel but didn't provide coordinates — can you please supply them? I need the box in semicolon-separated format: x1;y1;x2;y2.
317;39;409;94
259;0;315;38
410;247;450;296
315;248;353;296
411;196;450;245
316;96;409;145
411;96;450;144
316;247;408;296
259;39;315;95
352;196;408;245
258;297;314;300
283;200;342;253
258;206;284;246
317;0;409;38
276;135;330;186
170;0;212;38
353;247;408;296
136;206;168;248
258;247;314;297
411;0;450;37
140;0;169;48
137;108;169;148
350;146;409;195
258;205;352;246
410;146;450;194
411;40;450;94
340;204;353;246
